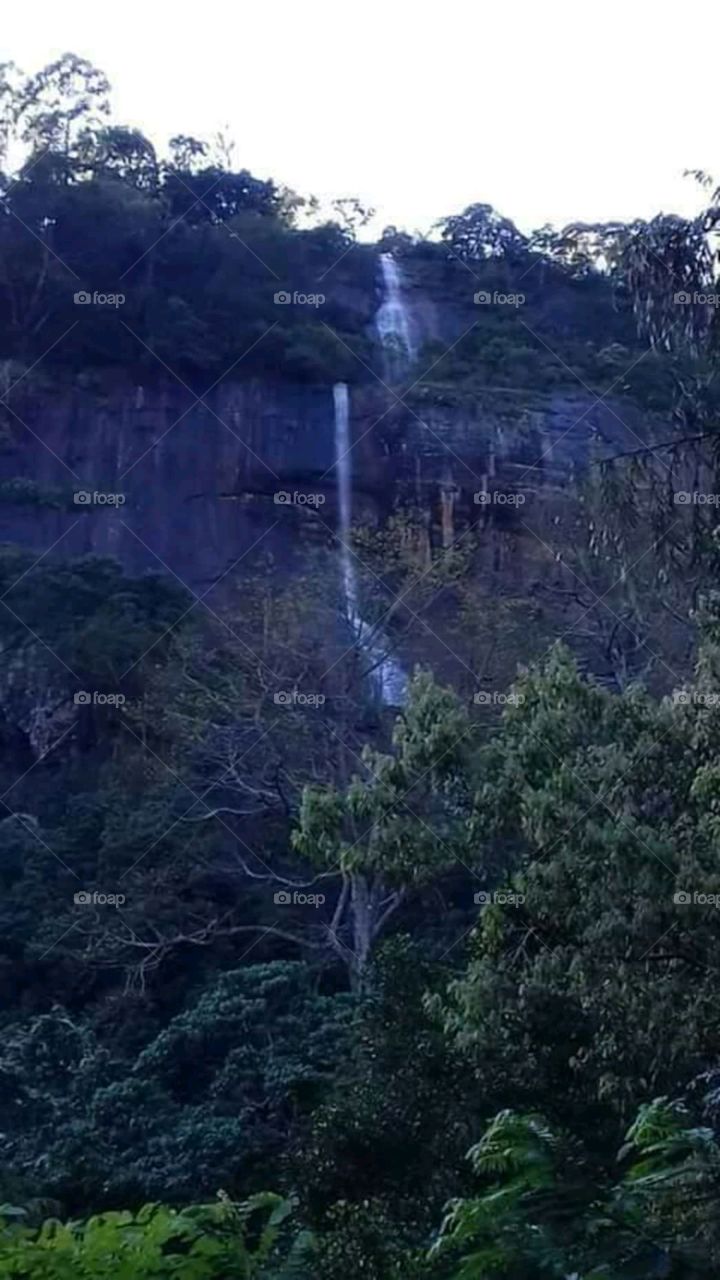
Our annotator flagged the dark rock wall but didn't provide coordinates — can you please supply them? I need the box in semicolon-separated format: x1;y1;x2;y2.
0;375;661;592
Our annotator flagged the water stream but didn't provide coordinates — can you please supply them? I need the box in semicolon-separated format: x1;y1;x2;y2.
333;382;406;706
375;253;417;376
332;255;418;706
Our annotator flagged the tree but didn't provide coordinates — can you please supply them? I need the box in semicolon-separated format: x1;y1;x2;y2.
622;211;718;353
0;964;353;1207
330;197;375;237
0;1193;316;1278
0;53;111;172
85;125;160;191
430;1098;720;1277
291;670;475;985
294;937;475;1277
95;667;478;991
437;203;528;264
441;635;720;1138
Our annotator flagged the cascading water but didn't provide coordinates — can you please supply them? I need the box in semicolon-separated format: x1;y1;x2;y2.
331;257;419;705
333;381;406;706
333;382;358;620
375;253;416;378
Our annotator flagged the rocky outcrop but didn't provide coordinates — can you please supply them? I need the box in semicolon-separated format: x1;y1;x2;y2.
0;373;662;592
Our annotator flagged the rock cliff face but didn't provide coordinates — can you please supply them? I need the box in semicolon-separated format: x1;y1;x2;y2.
0;252;672;729
0;372;657;593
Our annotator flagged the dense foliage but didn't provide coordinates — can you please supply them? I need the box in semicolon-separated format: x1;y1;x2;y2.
0;1194;316;1278
0;53;696;406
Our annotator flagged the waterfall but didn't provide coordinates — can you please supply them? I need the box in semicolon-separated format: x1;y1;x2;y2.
333;382;358;619
375;253;416;377
330;255;418;703
333;382;406;706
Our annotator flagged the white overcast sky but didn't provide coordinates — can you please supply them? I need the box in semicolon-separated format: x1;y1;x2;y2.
7;0;718;236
